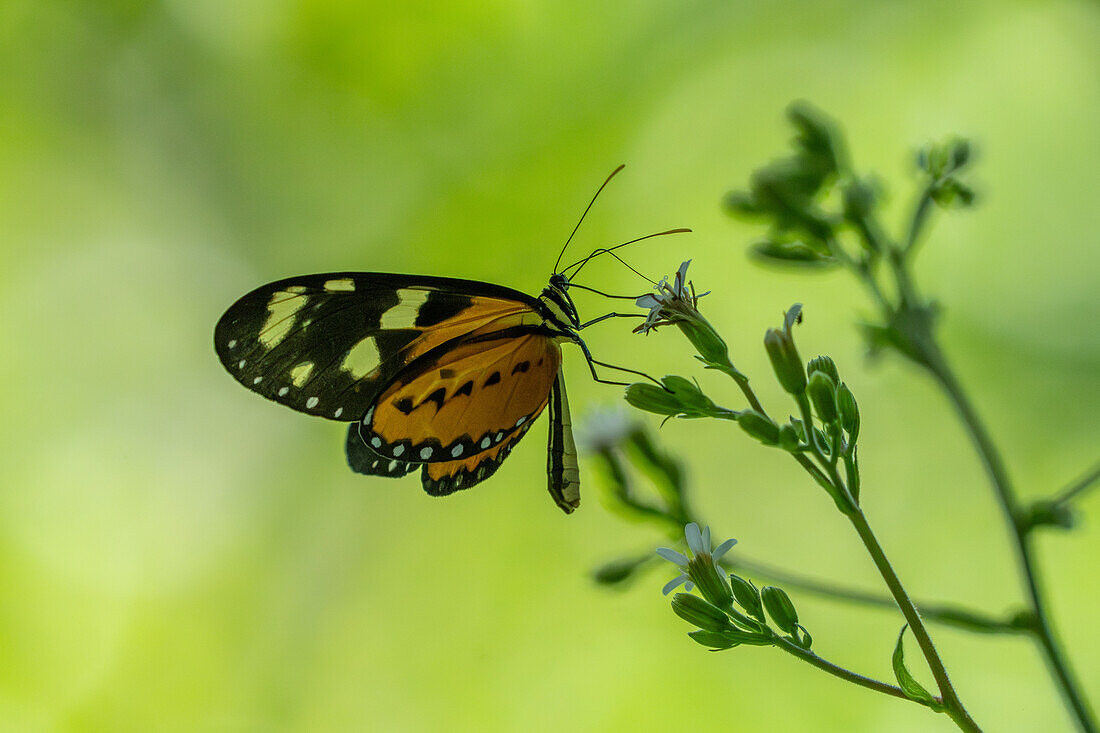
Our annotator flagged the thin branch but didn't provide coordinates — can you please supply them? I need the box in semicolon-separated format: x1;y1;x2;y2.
1049;461;1100;510
772;636;916;703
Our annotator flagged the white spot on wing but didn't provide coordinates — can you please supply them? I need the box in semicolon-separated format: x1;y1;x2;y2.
516;416;526;427
238;360;246;369
306;396;319;409
278;387;289;397
393;444;405;457
342;336;381;379
451;444;463;457
227;339;237;349
495;433;503;443
380;289;431;330
252;376;262;384
480;437;491;449
333;407;343;418
388;460;398;471
364;406;374;424
370;436;382;448
420;446;433;460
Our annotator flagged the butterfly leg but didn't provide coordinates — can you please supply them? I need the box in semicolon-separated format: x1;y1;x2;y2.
577;312;646;330
573;335;664;387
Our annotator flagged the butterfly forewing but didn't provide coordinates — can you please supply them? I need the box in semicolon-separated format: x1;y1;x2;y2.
214;272;541;421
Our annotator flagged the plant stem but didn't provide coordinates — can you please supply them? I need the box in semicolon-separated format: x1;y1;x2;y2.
846;506;982;732
727;555;1025;635
923;343;1097;732
772;635;915;702
903;187;935;256
1050;461;1100;510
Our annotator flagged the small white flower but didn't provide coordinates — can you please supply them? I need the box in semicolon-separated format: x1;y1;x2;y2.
577;405;638;452
657;522;738;595
634;260;710;335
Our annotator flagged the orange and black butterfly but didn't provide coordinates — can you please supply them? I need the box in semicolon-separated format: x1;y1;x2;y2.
214;167;685;513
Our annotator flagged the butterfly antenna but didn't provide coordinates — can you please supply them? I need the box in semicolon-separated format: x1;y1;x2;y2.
563;227;691;281
553;164;626;275
578;249;656;284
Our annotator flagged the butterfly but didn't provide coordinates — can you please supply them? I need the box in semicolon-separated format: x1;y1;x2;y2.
213;167;686;513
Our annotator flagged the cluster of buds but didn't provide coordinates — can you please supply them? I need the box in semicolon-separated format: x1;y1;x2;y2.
658;524;811;651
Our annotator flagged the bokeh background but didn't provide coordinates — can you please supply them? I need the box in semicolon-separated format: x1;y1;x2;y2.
2;0;1098;730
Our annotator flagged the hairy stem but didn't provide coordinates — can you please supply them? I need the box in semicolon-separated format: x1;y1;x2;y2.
772;635;914;702
846;507;981;732
923;343;1097;732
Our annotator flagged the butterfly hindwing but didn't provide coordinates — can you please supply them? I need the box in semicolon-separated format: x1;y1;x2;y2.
345;423;417;478
360;333;561;462
214;272;541;421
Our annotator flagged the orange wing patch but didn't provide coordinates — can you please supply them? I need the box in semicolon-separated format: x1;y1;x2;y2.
421;427;533;496
360;334;561;472
396;297;538;365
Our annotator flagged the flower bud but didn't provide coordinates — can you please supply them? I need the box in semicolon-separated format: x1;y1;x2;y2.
687;554;734;608
728;574;764;621
836;382;860;442
672;593;733;633
624;383;681;416
764;328;806;394
738;410;780;445
761;586;799;633
688;630;737;650
777;424;800;451
806;355;839;384
807;371;839;424
678;315;732;369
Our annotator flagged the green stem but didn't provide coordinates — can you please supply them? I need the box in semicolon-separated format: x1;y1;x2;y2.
847;507;982;732
772;635;915;703
923;344;1097;732
903;186;936;257
721;367;765;413
1050;461;1100;510
727;555;1025;636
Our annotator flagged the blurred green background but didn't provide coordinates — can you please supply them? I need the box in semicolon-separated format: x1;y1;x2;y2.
1;0;1098;730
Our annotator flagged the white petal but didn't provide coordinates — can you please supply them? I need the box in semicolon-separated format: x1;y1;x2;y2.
701;526;712;551
684;523;704;554
662;575;691;595
712;537;738;562
656;547;689;566
635;294;661;308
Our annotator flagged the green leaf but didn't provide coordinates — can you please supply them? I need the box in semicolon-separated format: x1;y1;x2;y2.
750;240;838;268
591;554;650;586
891;626;945;711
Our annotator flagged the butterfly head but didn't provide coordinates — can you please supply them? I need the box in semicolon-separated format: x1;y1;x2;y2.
539;273;580;330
